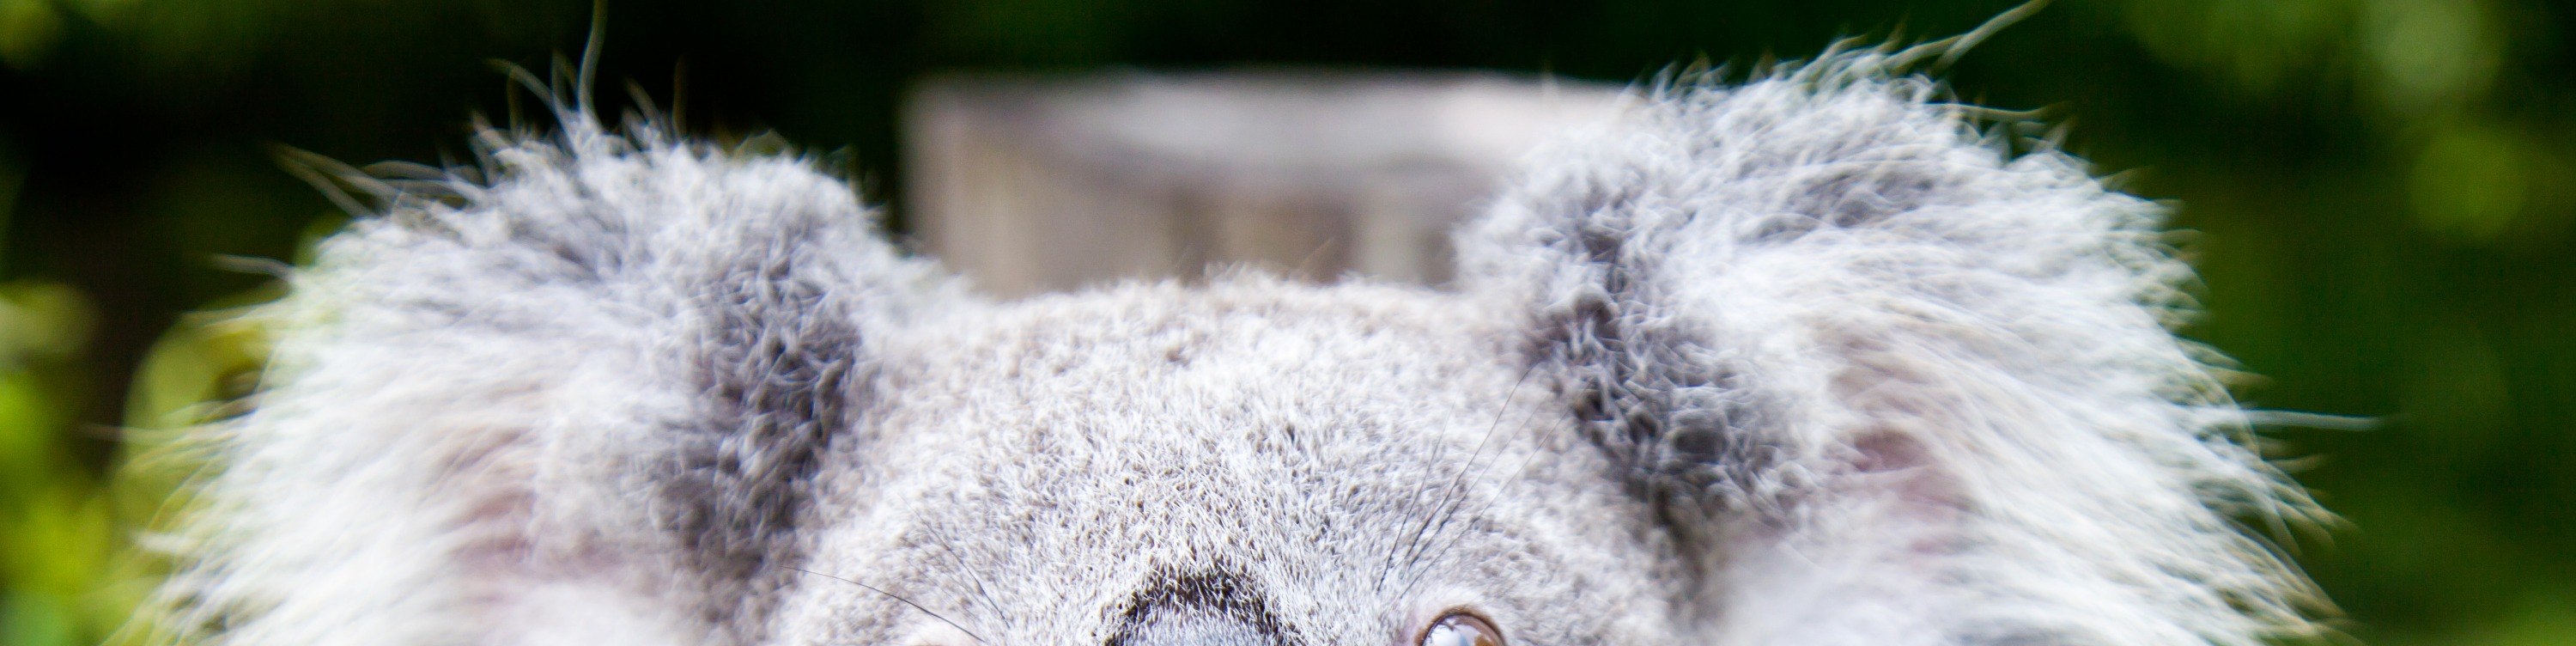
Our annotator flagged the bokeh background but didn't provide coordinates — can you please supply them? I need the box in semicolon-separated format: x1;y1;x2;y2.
2;0;2570;644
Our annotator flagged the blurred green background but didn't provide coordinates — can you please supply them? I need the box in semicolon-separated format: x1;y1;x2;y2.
1;0;2570;644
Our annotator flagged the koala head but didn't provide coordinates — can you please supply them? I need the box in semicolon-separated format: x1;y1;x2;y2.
148;53;2325;646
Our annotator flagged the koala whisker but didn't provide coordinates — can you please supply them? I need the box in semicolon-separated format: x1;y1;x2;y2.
1378;363;1536;594
1393;399;1554;603
920;526;1011;627
781;565;993;646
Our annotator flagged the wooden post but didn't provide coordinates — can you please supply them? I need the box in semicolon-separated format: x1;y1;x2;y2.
903;71;1617;296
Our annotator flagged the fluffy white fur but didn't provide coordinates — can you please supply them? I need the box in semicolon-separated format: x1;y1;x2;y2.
1461;54;2324;646
146;51;2324;646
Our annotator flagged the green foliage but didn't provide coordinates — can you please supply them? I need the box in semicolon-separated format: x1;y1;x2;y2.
0;132;269;646
0;149;119;645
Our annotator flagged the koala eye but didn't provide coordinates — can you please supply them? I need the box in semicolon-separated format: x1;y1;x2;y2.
1417;612;1504;646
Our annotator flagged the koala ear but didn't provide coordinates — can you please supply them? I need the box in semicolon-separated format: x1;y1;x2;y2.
155;116;963;646
1457;57;2324;646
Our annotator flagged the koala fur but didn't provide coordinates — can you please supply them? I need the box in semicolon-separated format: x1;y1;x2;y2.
146;51;2325;646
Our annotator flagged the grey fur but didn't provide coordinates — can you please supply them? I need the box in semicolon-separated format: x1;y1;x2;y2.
144;51;2325;646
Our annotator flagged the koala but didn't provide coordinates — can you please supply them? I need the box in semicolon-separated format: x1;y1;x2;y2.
144;50;2327;646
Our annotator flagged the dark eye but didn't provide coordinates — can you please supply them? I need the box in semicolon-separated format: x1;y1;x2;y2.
1418;612;1503;646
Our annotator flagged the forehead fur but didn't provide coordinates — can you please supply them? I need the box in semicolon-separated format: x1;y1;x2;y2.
786;277;1686;646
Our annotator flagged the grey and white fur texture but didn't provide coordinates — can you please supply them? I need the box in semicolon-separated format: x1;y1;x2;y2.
144;48;2330;646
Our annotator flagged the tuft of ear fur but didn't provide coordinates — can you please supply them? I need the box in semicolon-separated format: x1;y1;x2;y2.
146;112;959;646
1460;52;2327;646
